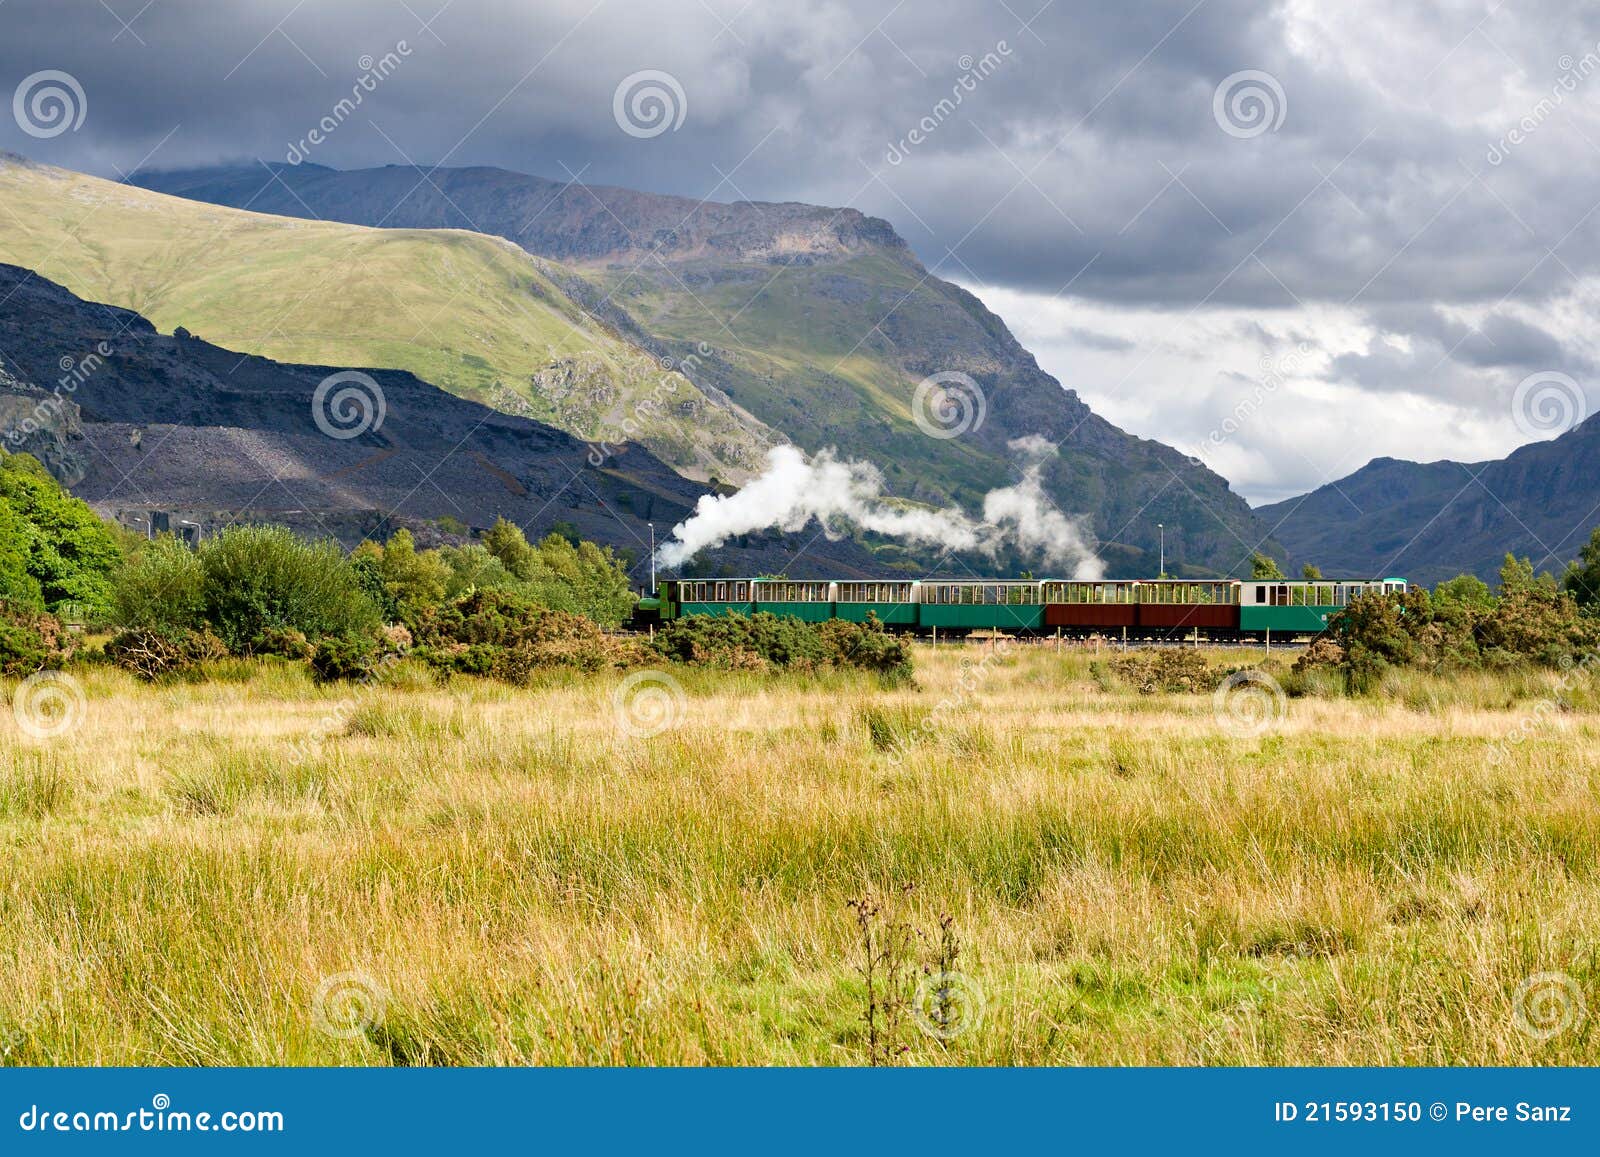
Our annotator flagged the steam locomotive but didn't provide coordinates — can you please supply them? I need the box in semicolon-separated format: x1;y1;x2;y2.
635;577;1409;639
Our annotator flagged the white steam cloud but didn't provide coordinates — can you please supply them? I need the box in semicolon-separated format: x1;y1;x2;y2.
654;435;1105;578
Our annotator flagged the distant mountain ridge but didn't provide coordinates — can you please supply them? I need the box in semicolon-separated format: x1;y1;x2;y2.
135;161;907;266
1258;418;1600;586
130;160;1280;578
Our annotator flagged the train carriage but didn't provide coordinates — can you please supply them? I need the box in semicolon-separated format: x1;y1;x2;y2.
833;581;919;626
918;582;1044;632
648;575;1410;641
1042;581;1136;628
1238;578;1407;634
663;579;753;618
1131;580;1237;631
752;580;834;623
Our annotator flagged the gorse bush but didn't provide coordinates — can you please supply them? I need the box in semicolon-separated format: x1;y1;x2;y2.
1311;554;1600;690
409;588;645;682
651;611;914;684
0;601;68;676
1109;648;1222;694
103;626;228;680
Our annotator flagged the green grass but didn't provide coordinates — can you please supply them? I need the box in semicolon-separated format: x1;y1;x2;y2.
3;646;1600;1065
599;254;1014;506
0;158;771;481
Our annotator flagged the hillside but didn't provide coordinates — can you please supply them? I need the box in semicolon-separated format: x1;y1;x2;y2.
132;161;1280;577
0;155;774;485
1258;419;1600;585
0;263;878;576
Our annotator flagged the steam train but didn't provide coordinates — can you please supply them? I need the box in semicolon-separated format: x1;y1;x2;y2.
636;577;1410;639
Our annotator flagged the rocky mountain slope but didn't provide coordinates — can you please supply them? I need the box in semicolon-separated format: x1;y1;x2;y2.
0;263;877;577
132;161;1280;577
1257;419;1600;586
0;154;775;486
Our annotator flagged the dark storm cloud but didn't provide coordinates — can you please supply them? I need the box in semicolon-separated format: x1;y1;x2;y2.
2;0;1598;316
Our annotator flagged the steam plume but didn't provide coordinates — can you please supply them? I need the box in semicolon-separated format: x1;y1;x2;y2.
654;436;1104;578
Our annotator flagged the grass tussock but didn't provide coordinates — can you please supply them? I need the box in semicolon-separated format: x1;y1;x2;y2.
1;643;1599;1065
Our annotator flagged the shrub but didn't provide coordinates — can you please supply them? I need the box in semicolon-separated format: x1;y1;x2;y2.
651;612;915;683
197;526;380;653
104;627;229;680
0;453;121;619
0;602;66;676
111;535;206;633
1109;648;1221;694
409;589;643;683
310;634;380;683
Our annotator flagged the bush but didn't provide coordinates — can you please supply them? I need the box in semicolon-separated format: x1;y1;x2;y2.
197;526;380;654
310;634;380;683
651;612;914;683
0;602;66;676
409;589;644;683
111;536;206;633
1109;648;1221;694
0;453;121;619
104;627;229;680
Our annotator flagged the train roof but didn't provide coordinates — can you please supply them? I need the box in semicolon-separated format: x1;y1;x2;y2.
663;576;1410;584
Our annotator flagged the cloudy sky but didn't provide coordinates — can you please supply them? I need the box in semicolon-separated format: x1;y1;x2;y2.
4;0;1597;503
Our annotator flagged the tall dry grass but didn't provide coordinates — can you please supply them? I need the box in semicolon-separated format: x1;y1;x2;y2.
1;644;1598;1065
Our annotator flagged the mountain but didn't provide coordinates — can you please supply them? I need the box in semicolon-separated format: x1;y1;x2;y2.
0;262;879;577
130;161;1280;577
0;154;774;486
1257;419;1600;586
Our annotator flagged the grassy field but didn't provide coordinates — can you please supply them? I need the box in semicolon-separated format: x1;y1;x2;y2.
0;158;771;481
3;642;1599;1065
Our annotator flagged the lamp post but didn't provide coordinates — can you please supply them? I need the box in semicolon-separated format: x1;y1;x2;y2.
1158;523;1165;578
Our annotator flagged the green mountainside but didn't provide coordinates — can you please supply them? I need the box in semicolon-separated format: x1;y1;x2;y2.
0;155;774;485
131;161;1280;577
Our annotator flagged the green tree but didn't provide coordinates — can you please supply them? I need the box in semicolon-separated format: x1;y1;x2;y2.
1433;573;1495;614
483;517;538;579
436;544;521;598
1300;563;1322;581
0;453;121;618
0;495;43;608
1250;553;1286;580
198;525;379;652
1562;526;1600;611
374;529;451;624
111;535;206;632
